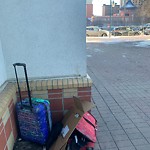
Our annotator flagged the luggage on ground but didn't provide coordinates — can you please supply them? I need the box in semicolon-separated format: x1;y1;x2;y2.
66;112;97;150
13;138;43;150
13;63;52;145
46;122;63;150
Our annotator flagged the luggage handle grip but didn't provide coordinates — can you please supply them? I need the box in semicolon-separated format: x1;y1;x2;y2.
13;63;33;111
13;63;26;67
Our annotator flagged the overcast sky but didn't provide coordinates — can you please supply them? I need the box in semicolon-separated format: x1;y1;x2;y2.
93;0;120;16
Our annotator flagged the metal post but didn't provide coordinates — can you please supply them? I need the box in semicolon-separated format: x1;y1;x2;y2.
124;0;126;26
109;0;112;37
109;0;115;37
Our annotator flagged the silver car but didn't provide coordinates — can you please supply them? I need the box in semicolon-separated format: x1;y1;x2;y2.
144;27;150;35
86;26;109;37
111;26;141;36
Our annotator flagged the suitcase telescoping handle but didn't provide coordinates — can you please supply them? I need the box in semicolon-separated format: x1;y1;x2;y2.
13;63;33;111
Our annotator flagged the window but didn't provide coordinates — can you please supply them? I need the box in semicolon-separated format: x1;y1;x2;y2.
94;28;99;31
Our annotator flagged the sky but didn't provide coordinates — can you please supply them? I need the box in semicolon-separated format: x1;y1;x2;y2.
93;0;120;16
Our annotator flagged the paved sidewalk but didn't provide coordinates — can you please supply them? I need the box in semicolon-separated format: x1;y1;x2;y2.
88;40;150;150
86;35;150;43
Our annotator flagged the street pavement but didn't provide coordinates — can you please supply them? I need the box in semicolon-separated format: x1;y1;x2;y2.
87;37;150;150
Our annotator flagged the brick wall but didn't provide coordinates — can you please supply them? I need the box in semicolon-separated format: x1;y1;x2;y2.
0;84;17;150
86;4;93;18
0;76;92;150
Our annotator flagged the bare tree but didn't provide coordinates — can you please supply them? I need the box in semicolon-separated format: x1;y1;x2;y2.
137;0;150;18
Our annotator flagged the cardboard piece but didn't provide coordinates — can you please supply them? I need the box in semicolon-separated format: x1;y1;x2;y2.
50;96;93;150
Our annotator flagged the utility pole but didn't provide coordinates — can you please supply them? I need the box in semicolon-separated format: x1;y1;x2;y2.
124;0;126;26
109;0;115;37
109;0;112;37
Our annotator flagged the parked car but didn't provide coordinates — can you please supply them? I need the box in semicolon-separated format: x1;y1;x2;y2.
144;27;150;35
143;23;150;28
111;26;141;36
130;26;141;31
100;25;116;31
86;26;109;37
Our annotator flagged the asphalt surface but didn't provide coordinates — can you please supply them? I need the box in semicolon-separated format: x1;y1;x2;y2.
87;37;150;150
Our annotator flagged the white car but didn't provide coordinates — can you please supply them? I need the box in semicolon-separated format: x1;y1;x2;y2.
86;26;109;37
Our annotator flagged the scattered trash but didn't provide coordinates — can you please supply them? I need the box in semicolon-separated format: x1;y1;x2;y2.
66;112;97;150
50;96;95;150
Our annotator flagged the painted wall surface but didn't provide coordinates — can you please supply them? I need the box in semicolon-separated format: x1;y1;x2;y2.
0;40;7;86
0;0;86;79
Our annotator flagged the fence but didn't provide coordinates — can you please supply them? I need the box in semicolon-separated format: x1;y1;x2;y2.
87;16;150;27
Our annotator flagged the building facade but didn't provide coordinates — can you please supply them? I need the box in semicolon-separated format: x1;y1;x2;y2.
102;4;120;16
132;0;145;6
86;4;93;18
120;0;145;7
86;0;93;18
102;4;110;16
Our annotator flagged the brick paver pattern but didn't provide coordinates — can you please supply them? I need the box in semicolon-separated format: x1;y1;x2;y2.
87;40;150;150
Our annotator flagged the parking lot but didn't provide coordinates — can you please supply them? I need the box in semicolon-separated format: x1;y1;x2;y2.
87;37;150;150
86;25;150;37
